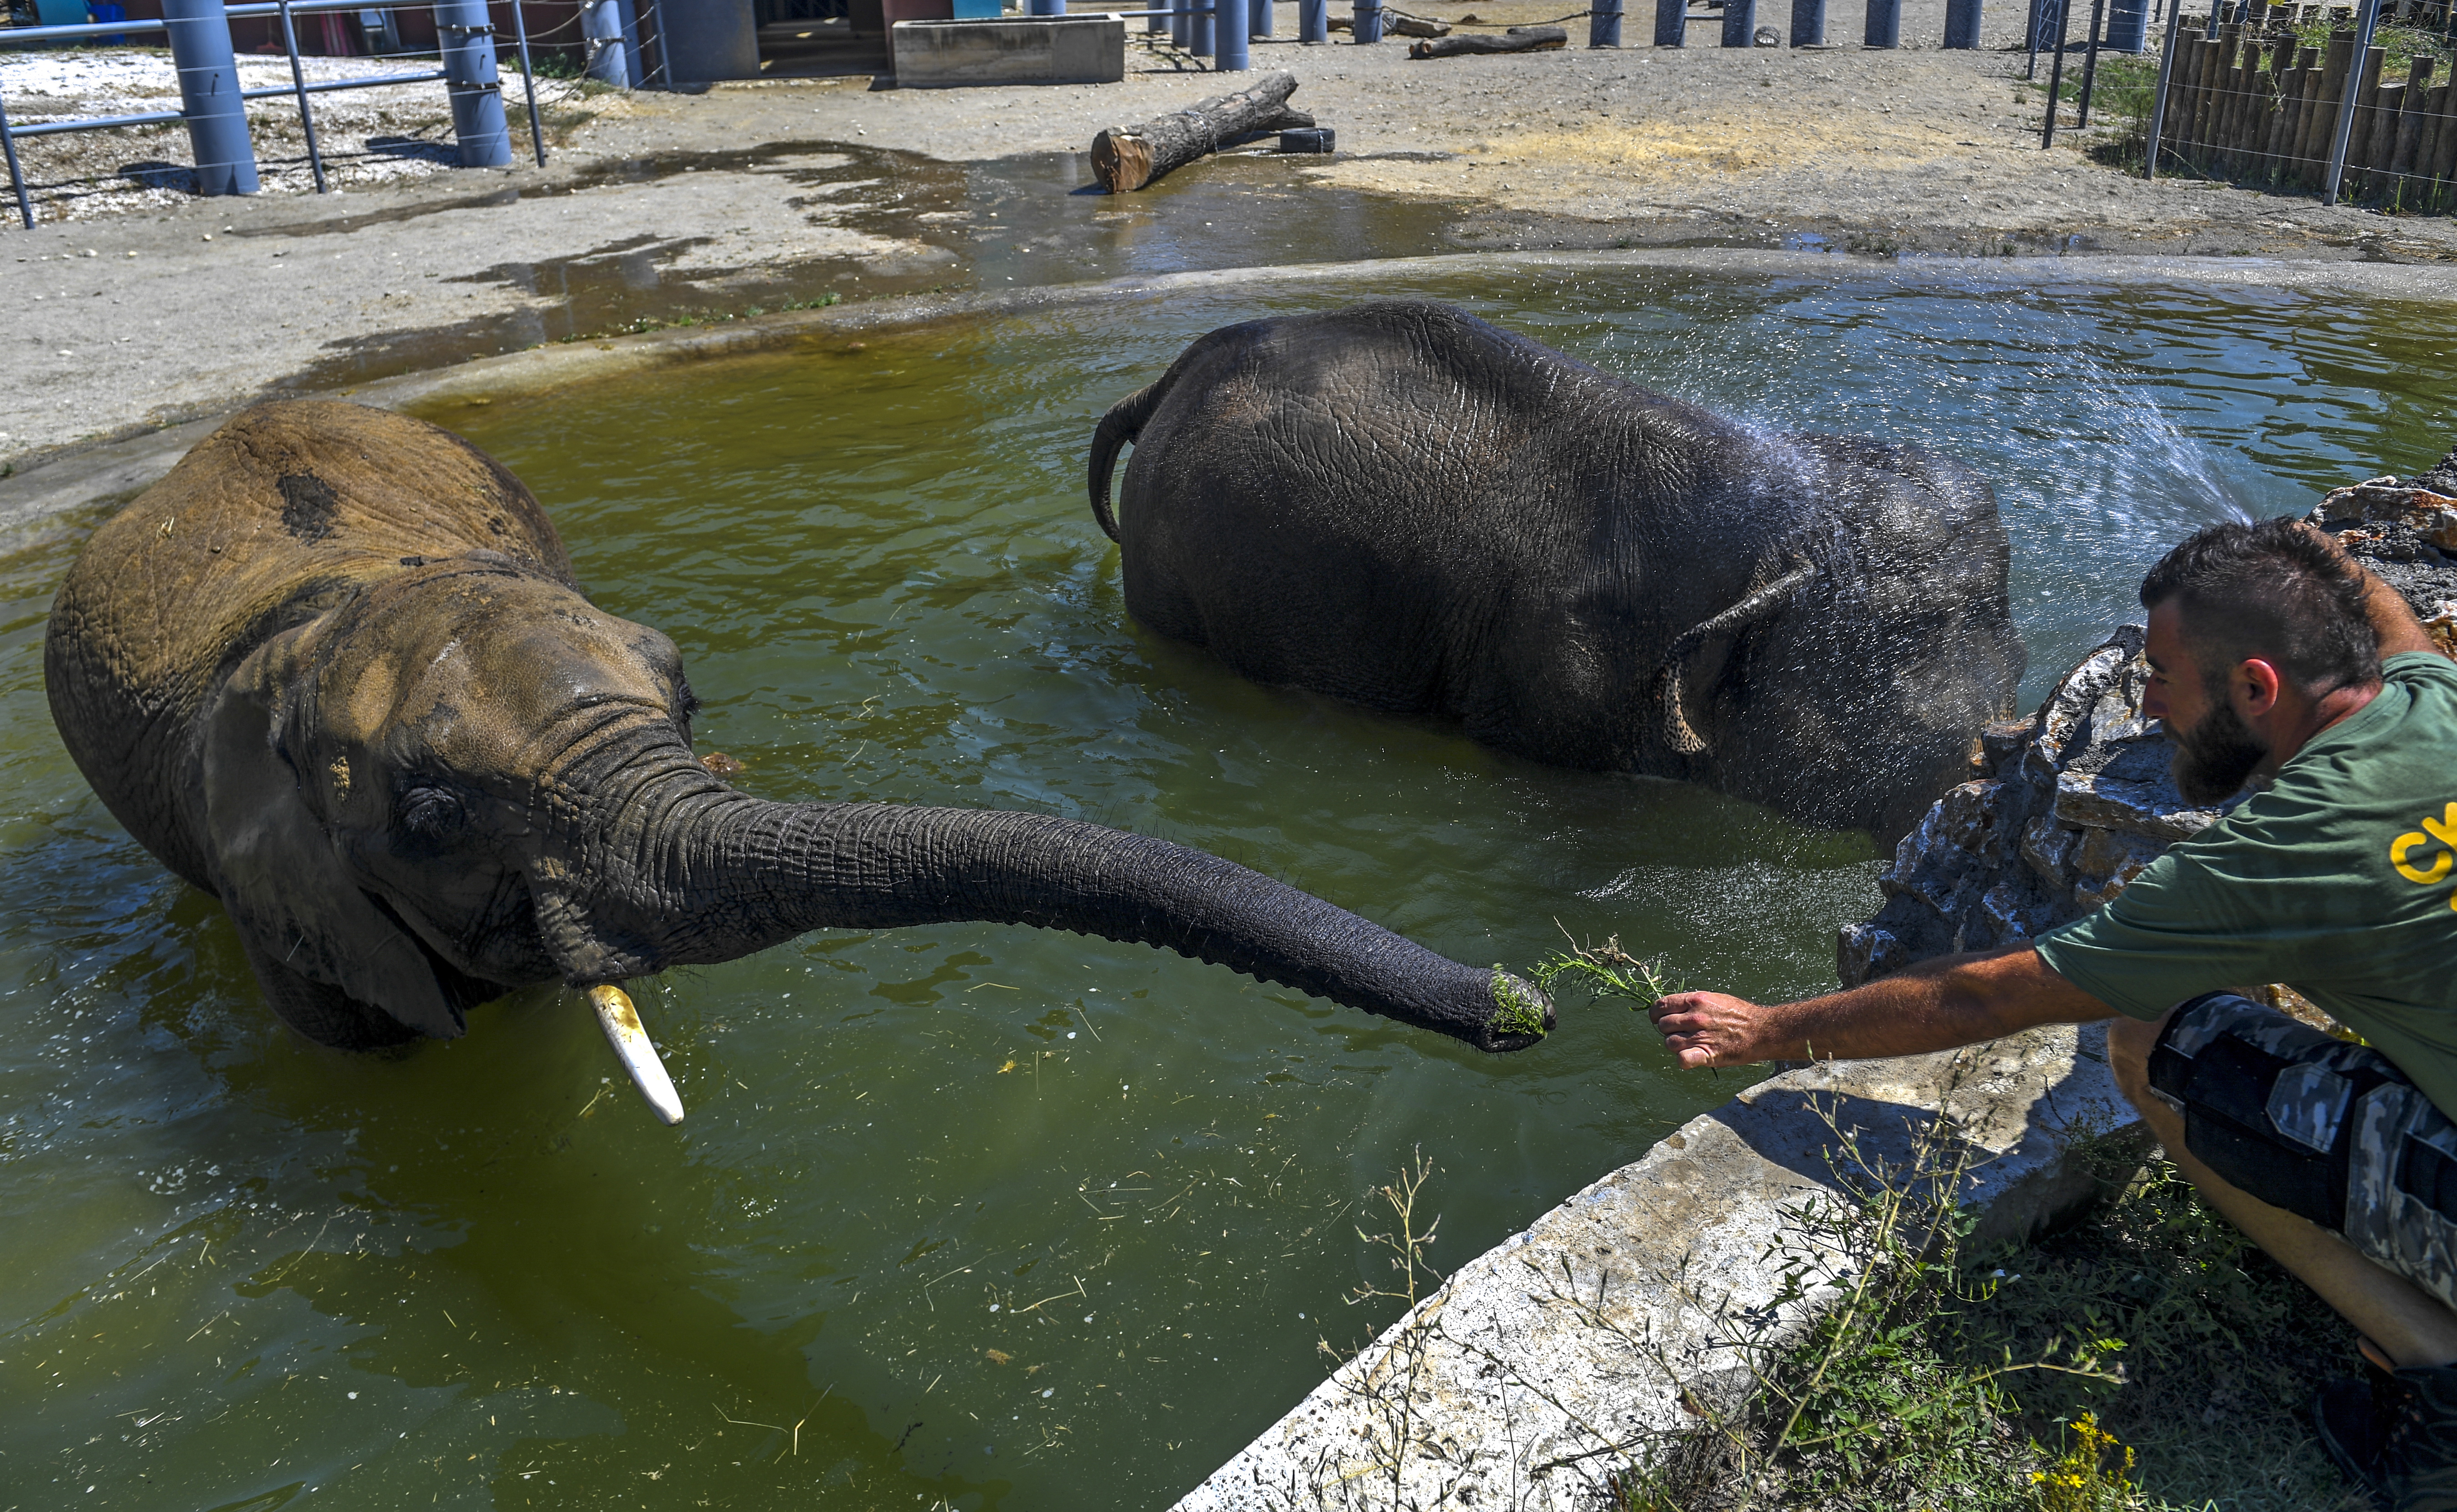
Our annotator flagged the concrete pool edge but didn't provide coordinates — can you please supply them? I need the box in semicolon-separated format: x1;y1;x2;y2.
1165;1026;2142;1510
5;247;2456;540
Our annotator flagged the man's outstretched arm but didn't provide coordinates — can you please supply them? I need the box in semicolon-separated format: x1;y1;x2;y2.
1648;944;2119;1069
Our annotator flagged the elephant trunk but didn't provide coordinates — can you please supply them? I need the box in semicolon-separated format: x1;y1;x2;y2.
543;748;1552;1056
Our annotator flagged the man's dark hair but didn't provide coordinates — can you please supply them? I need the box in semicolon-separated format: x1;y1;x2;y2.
2138;516;2381;696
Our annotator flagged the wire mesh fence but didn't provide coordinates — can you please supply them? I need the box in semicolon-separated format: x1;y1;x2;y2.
0;1;638;226
2147;0;2457;211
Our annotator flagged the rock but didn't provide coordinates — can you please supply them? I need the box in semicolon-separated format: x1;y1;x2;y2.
2052;763;2220;844
2418;443;2457;499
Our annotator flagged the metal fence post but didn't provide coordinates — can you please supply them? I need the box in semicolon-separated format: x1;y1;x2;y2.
1591;0;1623;45
1865;0;1901;46
1654;0;1686;44
0;91;32;230
1721;0;1757;42
2075;0;2108;124
1192;0;1215;51
1352;0;1380;41
510;0;547;166
436;0;514;166
1298;0;1326;38
1253;0;1272;37
1790;0;1825;42
163;0;260;195
1216;0;1248;63
1944;0;1981;45
276;0;328;192
2141;0;2183;175
2323;0;2384;203
2040;0;2073;144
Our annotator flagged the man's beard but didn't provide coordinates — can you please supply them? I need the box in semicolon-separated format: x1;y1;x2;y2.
2171;700;2270;806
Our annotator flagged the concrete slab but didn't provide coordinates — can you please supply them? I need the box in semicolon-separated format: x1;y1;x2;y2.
1172;1023;2143;1509
890;16;1127;86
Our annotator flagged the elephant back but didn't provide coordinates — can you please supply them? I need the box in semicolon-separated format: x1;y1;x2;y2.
43;400;576;889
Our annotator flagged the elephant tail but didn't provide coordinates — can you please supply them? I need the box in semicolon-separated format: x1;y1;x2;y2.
1087;380;1163;543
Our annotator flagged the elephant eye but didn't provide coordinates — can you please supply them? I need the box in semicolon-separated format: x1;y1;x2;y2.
397;785;467;839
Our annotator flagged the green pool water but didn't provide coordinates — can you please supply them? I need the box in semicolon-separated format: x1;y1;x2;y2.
3;264;2451;1512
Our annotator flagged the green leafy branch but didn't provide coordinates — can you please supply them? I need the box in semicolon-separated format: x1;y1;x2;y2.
1529;931;1684;1012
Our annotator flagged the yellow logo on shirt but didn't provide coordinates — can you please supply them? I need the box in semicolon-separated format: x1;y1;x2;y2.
2391;804;2457;910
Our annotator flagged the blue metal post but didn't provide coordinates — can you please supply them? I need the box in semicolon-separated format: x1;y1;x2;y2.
1192;0;1215;51
1864;0;1901;45
1253;0;1272;36
436;0;512;166
1790;0;1825;42
0;90;34;230
2103;0;2148;49
1216;0;1248;62
2072;0;2106;123
1944;0;1981;44
1653;0;1685;43
1353;0;1380;40
1172;0;1189;46
162;0;258;196
509;0;547;167
583;0;645;86
1029;0;1061;13
1721;0;1757;42
2322;0;2385;204
276;0;328;191
1590;0;1623;44
1298;0;1326;37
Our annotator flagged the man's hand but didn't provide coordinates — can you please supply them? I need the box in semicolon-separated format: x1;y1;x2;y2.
1641;947;2116;1069
1649;991;1784;1069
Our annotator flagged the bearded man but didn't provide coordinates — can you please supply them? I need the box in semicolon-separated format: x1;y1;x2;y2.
1649;515;2457;1510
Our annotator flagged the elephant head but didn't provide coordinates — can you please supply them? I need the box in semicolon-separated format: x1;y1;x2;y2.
47;402;1552;1122
1647;434;2027;844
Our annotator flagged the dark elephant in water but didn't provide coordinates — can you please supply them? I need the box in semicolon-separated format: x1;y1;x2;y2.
44;402;1550;1122
1088;300;2025;842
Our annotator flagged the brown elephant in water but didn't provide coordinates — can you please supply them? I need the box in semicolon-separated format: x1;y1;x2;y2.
45;401;1549;1121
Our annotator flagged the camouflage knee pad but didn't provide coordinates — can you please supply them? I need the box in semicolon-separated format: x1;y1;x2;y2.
2149;991;2457;1314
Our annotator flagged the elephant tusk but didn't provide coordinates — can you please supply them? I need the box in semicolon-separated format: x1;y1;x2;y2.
588;984;685;1125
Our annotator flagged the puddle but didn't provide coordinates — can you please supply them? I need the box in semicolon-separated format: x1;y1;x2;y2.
259;138;1497;392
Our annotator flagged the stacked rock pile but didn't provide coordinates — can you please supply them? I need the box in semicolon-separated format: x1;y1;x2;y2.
1840;453;2457;993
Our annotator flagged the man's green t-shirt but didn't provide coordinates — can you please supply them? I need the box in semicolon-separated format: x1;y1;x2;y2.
2035;651;2457;1115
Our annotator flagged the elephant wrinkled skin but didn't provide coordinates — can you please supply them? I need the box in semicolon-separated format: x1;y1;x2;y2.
44;401;1550;1089
1089;301;2026;842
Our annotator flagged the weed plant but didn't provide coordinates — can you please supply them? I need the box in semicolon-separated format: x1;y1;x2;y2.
1603;1122;2364;1512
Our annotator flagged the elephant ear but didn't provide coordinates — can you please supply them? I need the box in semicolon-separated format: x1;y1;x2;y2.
201;625;465;1043
1650;556;1819;758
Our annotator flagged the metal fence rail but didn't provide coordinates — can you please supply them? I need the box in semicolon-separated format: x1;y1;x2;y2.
2139;0;2457;213
0;0;552;228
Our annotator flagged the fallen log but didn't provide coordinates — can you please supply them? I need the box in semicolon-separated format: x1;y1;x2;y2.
1220;106;1317;149
1091;70;1302;193
1408;24;1566;56
1388;13;1451;35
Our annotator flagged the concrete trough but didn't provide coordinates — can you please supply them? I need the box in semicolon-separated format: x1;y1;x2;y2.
889;15;1127;86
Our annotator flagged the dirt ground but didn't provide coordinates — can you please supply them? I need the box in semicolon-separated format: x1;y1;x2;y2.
5;1;2457;472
